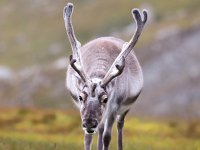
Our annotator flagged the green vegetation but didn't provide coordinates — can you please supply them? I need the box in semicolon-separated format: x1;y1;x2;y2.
0;108;199;150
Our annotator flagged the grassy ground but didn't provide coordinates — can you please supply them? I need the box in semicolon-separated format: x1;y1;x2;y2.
0;108;199;150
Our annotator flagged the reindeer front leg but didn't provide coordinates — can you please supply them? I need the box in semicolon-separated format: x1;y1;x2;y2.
84;133;93;150
117;110;129;150
103;112;116;150
98;123;104;150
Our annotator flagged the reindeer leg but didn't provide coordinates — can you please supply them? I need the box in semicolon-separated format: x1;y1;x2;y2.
117;110;129;150
103;112;116;150
84;133;93;150
97;123;104;150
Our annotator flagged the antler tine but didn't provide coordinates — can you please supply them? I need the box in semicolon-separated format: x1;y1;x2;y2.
69;55;87;83
64;3;88;83
100;56;125;88
121;9;148;58
100;9;148;87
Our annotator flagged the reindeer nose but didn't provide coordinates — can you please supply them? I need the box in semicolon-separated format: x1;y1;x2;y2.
82;118;98;129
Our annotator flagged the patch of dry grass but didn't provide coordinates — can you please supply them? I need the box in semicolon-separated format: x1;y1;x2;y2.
0;108;199;150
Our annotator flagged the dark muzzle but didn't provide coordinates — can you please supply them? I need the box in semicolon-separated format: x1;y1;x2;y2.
82;118;98;134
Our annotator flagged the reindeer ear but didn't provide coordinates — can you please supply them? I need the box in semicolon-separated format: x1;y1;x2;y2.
69;69;85;92
74;71;81;80
73;73;87;93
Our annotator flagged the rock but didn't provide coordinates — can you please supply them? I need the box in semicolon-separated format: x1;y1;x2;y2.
0;66;13;80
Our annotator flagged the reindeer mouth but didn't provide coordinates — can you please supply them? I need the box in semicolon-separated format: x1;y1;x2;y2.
83;128;97;134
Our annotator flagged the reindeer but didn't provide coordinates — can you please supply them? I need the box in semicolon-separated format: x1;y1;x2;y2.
63;3;148;150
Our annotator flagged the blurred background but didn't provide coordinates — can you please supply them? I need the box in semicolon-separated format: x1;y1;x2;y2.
0;0;200;149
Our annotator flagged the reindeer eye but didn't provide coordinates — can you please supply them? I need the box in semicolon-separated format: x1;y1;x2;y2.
79;93;86;102
79;95;83;101
101;95;108;103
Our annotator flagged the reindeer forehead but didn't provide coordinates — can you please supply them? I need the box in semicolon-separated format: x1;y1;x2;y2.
82;82;104;98
90;83;97;97
87;78;101;97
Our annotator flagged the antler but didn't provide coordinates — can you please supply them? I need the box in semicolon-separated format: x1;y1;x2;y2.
100;9;148;87
63;3;88;83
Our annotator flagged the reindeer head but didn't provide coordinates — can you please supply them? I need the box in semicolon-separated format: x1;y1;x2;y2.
78;81;108;134
63;3;147;134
